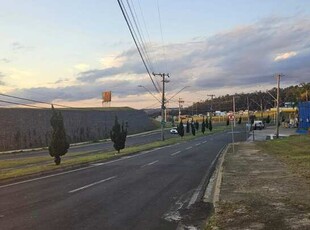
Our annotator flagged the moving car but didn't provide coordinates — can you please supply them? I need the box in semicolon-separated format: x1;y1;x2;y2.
170;127;178;134
253;120;265;130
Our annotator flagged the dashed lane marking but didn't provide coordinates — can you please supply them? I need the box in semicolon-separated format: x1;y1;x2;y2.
141;160;159;168
68;176;117;193
185;146;193;150
171;151;181;156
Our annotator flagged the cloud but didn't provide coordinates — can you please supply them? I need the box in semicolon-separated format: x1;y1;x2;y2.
0;72;6;85
274;52;297;61
74;63;90;71
0;58;11;63
12;78;150;103
9;16;310;104
11;42;34;52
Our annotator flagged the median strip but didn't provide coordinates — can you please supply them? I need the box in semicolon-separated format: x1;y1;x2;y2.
68;176;117;193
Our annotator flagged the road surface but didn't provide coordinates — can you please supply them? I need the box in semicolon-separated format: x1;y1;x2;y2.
0;129;245;230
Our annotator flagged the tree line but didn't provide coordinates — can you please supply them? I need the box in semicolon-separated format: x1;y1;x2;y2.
180;82;310;115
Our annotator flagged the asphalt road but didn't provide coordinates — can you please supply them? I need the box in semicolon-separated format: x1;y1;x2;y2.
0;129;246;230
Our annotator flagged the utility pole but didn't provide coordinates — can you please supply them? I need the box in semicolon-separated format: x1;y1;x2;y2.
178;98;184;122
153;72;169;141
207;94;215;117
260;98;263;119
247;96;250;123
275;73;283;139
233;95;236;127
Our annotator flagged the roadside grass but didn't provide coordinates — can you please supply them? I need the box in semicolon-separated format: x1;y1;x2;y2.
0;126;227;181
259;135;310;179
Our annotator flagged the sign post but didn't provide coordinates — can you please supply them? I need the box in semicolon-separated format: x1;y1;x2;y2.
229;114;235;153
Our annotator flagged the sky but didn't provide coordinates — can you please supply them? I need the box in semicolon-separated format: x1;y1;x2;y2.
1;0;310;109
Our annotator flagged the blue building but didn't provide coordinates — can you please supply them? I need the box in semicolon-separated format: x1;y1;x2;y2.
298;102;310;133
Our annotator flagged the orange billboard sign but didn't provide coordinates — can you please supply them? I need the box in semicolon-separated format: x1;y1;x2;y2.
102;91;112;102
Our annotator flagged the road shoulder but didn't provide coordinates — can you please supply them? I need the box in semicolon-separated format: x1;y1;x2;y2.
205;141;310;229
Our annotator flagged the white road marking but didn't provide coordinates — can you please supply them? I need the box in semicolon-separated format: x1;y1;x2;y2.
195;143;201;146
0;148;158;189
171;151;181;156
68;176;117;193
141;160;159;168
148;160;159;166
185;146;193;150
202;141;207;144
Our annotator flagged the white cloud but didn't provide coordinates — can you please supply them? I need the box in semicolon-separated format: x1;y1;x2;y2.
74;63;90;71
274;51;297;61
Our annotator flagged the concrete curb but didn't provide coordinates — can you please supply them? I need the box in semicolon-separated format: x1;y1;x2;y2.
187;144;228;207
203;143;231;206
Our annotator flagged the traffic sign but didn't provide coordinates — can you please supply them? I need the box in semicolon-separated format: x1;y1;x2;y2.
228;114;235;121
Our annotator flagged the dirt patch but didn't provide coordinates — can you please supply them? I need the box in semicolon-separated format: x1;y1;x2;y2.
210;142;310;229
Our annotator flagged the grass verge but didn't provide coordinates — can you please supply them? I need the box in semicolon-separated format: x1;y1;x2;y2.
259;134;310;179
0;126;227;181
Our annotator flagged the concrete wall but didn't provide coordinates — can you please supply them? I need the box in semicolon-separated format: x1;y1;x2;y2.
0;108;155;151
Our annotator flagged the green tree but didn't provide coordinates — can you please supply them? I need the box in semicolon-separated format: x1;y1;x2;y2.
186;120;190;133
226;118;230;126
209;118;213;132
201;118;206;134
191;123;196;136
205;117;209;129
238;117;242;124
177;120;184;138
110;116;127;153
266;115;271;124
48;106;70;165
195;120;199;131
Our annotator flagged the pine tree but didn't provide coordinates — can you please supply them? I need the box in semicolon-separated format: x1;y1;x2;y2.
177;120;184;137
201;118;206;134
110;116;127;153
209;118;213;132
266;115;271;124
205;117;209;129
191;123;196;136
186;120;190;133
49;106;70;165
195;120;199;131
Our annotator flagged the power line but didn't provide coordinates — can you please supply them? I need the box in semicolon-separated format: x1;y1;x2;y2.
0;93;74;109
126;0;162;93
0;99;46;109
156;0;168;73
117;0;161;94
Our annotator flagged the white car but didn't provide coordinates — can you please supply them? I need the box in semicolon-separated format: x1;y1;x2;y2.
170;127;178;134
253;120;265;130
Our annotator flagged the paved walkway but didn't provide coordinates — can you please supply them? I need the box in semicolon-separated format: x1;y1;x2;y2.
247;125;297;141
207;140;310;229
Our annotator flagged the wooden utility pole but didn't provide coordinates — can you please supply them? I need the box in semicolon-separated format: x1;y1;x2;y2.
275;73;284;139
178;98;184;122
153;72;169;141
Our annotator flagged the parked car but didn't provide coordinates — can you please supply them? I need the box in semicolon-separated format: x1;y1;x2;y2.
170;127;178;134
253;120;265;130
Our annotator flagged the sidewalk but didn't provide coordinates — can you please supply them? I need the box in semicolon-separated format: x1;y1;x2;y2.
206;141;310;229
247;125;298;141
